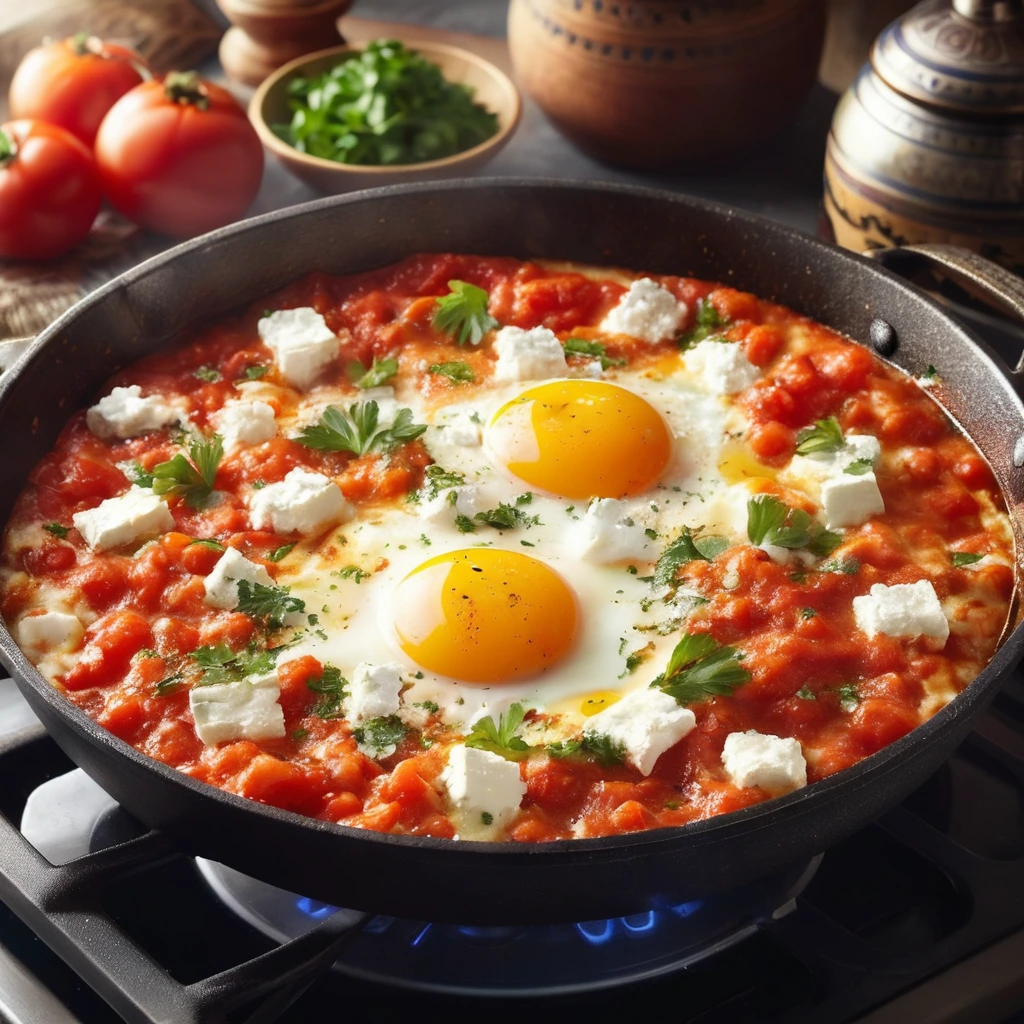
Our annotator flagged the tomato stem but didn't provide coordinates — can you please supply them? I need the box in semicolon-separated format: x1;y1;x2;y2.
71;32;94;57
0;128;17;168
163;71;210;111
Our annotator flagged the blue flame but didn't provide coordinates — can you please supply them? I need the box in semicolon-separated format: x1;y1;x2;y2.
410;923;433;947
621;910;657;933
670;900;703;918
295;896;336;920
575;918;616;945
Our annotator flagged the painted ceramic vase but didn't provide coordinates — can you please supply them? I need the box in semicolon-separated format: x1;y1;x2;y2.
507;0;827;169
825;0;1024;273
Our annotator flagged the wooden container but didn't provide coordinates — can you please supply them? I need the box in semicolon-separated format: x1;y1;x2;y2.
507;0;827;170
824;0;1024;273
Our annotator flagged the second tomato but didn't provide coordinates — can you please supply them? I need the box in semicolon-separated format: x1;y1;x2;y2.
95;72;264;239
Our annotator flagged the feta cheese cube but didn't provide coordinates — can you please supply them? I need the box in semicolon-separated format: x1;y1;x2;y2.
844;434;882;466
440;744;526;829
683;340;760;395
258;307;339;389
574;498;653;564
492;326;567;382
789;433;882;485
722;730;807;793
72;487;174;552
16;611;83;654
583;688;696;776
600;278;686;343
852;580;949;643
189;670;286;745
820;471;884;529
215;400;277;450
204;547;274;610
432;411;482;448
419;485;484;526
248;468;350;535
347;662;404;722
86;385;182;440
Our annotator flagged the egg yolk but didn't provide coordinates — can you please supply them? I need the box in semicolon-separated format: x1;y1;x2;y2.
487;379;673;499
391;548;579;683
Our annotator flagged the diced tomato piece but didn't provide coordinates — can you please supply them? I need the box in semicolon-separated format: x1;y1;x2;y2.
63;610;153;691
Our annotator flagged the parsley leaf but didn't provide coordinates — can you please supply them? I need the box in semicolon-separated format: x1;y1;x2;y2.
307;664;348;719
268;543;295;562
844;458;874;476
795;416;844;455
746;495;841;558
411;464;466;502
190;643;281;686
332;564;370;583
582;733;627;766
154;674;183;696
563;337;626;370
796;685;816;700
819;555;860;575
652;632;750;706
194;365;221;383
236;579;305;630
188;538;226;552
151;435;224;509
296;401;426;456
43;522;69;539
465;703;531;761
347;356;398;389
678;297;728;348
952;552;984;567
353;715;407;756
126;462;154;487
653;527;729;590
428;361;475;384
244;365;268;380
474;502;540;531
836;684;861;712
432;280;498;346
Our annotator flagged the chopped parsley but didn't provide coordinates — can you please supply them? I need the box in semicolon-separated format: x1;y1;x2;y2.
193;365;221;383
187;538;226;551
794;416;844;456
465;703;531;761
267;543;295;562
432;280;498;346
581;733;627;766
244;364;268;380
796;685;817;700
125;462;155;487
428;361;475;384
952;552;984;567
151;434;224;509
353;715;407;756
836;684;861;712
653;527;729;590
296;401;426;456
414;700;440;714
347;355;398;389
652;632;750;706
332;565;370;583
472;501;540;531
480;811;494;826
678;297;727;348
307;664;348;719
412;464;466;502
844;458;874;476
747;495;842;559
800;607;817;620
43;522;69;539
819;556;860;575
190;642;282;687
235;579;305;630
154;674;183;696
563;337;626;370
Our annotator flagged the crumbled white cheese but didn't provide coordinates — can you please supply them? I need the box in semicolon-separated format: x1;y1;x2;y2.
419;485;484;525
852;580;949;643
789;433;882;484
347;662;404;722
683;340;760;395
204;547;274;610
72;487;174;552
600;278;686;343
431;411;482;449
492;326;568;381
721;730;807;793
258;307;340;389
248;468;350;535
215;400;277;450
573;498;653;564
820;471;885;530
440;744;526;830
583;688;696;776
189;670;286;745
86;385;182;440
16;611;83;654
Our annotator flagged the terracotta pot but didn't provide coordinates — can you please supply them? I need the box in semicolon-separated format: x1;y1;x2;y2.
824;0;1024;273
507;0;827;169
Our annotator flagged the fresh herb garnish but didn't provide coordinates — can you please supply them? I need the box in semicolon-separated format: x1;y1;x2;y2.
353;715;407;756
800;607;817;620
332;565;370;583
952;552;984;567
154;674;183;696
474;502;540;531
432;280;498;346
275;39;499;167
465;703;531;761
653;527;729;590
455;514;476;533
307;664;348;719
188;538;226;552
190;643;282;686
151;435;224;509
819;556;861;575
126;462;155;487
844;458;874;476
348;356;398;389
268;543;295;563
428;360;476;384
652;632;750;706
244;365;268;380
480;811;494;826
836;684;861;712
678;297;727;348
194;365;221;383
235;579;305;630
43;522;69;539
923;365;939;380
296;401;426;456
412;464;466;502
794;416;844;456
563;337;626;370
414;700;440;714
747;495;842;558
796;685;816;700
581;733;627;766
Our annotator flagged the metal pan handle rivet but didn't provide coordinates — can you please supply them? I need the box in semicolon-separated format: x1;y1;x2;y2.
869;318;897;356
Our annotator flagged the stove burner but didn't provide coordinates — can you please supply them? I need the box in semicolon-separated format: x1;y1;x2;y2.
196;853;820;996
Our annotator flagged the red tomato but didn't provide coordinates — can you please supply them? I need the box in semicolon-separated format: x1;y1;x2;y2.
8;34;149;147
0;120;102;261
94;71;264;239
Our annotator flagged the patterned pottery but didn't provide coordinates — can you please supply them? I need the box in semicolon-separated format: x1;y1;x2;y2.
506;0;827;169
824;0;1024;273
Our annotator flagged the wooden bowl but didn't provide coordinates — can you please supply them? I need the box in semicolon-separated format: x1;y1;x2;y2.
249;40;521;193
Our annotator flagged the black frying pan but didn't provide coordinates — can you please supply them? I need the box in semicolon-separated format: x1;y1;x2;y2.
1;180;1023;927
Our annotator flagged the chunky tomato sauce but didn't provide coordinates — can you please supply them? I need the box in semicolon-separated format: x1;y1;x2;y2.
0;254;1014;842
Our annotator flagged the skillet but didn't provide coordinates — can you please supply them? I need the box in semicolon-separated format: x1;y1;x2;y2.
1;179;1023;927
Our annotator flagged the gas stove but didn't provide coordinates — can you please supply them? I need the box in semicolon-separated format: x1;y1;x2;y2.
3;664;1024;1024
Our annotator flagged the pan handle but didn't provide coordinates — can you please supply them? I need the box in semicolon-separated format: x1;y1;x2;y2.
867;244;1024;373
